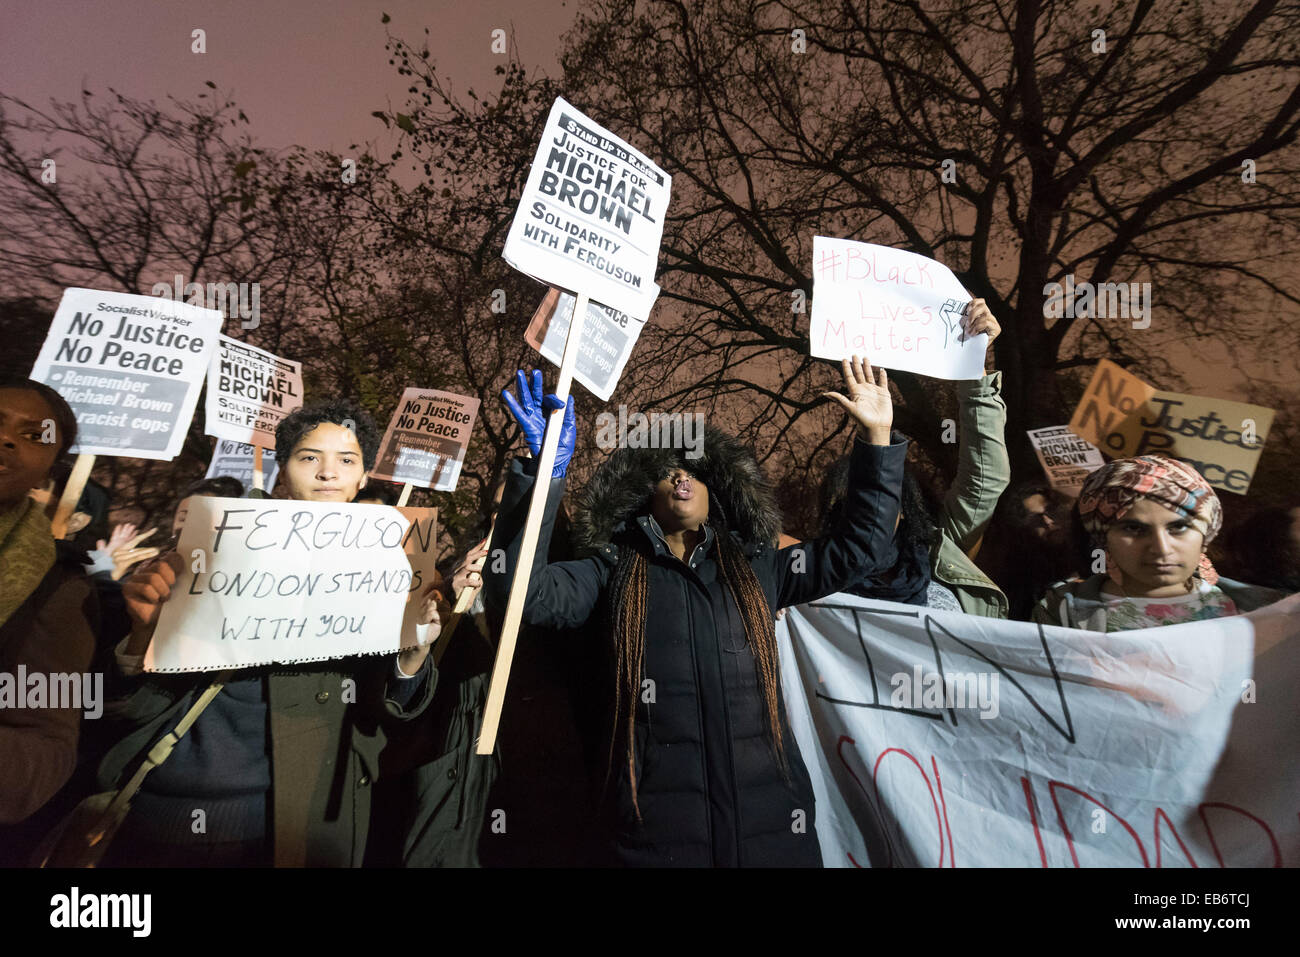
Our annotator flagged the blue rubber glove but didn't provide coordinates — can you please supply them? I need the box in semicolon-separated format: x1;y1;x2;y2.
502;369;577;477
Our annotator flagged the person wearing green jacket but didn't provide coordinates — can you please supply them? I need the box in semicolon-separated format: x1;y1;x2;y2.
820;299;1010;618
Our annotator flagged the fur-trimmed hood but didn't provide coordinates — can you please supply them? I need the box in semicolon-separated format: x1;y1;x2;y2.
573;425;781;554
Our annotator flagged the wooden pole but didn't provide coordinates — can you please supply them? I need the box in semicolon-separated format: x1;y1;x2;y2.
51;453;95;540
396;483;413;507
477;291;589;754
252;446;264;492
434;523;494;667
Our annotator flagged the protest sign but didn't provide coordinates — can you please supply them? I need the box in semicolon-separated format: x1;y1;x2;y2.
147;498;436;672
1027;426;1105;496
205;439;281;494
525;287;649;400
777;593;1300;867
204;335;303;447
1101;391;1275;495
371;388;479;491
1066;359;1157;449
30;287;222;460
809;237;984;379
502;97;671;322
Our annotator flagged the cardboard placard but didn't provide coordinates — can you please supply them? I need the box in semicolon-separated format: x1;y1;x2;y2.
502;97;671;322
1027;426;1105;496
147;498;437;672
809;237;984;379
1066;359;1157;449
524;288;647;400
1104;391;1275;494
204;335;303;448
371;388;480;491
29;288;222;460
204;439;281;494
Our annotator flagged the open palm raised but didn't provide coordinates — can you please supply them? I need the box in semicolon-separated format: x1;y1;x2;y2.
822;355;894;445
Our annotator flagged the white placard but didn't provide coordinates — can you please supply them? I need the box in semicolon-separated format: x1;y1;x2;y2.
204;335;303;448
1027;426;1106;496
778;593;1300;867
205;439;281;494
30;288;222;459
809;237;985;380
524;288;649;401
148;497;419;672
502;97;671;322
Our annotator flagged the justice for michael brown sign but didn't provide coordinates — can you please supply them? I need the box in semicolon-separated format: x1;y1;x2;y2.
810;237;985;380
1027;426;1105;496
204;335;303;447
29;288;222;459
525;287;650;401
205;439;280;494
147;498;440;672
371;388;480;491
503;97;671;322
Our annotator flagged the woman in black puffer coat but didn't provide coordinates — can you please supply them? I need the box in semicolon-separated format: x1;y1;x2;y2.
483;357;905;867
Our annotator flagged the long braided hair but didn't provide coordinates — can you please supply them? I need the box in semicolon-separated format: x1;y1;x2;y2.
603;499;789;820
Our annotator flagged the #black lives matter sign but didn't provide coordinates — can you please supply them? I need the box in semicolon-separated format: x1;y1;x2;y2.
204;335;303;448
371;388;480;491
503;97;671;322
30;288;222;460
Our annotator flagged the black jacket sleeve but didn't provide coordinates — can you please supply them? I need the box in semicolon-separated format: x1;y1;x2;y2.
482;456;611;635
756;434;908;609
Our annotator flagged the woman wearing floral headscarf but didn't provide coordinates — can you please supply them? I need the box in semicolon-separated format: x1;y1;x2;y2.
1033;455;1283;632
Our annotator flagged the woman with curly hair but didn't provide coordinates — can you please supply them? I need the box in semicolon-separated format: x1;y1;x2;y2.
484;356;905;867
1033;455;1284;632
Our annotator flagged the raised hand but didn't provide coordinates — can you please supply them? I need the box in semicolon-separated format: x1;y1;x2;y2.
500;368;577;478
108;526;160;581
822;355;893;445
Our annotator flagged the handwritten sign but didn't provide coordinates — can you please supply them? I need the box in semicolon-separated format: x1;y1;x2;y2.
1027;426;1105;496
205;439;280;494
1107;392;1275;494
147;498;433;672
204;335;302;448
525;288;647;401
1066;359;1157;449
809;237;984;379
779;593;1300;867
29;288;222;459
502;97;671;321
371;388;479;491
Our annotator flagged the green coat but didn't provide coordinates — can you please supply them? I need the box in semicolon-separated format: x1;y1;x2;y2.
929;371;1011;619
1032;574;1285;631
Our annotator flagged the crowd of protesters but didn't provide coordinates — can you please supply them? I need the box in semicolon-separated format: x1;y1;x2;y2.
1;295;1295;867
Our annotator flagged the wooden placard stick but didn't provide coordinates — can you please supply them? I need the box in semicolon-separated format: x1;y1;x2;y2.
477;291;589;754
51;453;96;540
434;521;495;667
252;446;265;492
396;483;413;507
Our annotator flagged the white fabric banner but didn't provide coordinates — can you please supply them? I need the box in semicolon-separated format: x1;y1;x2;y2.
777;593;1300;867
